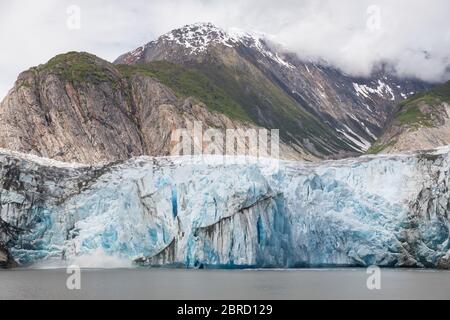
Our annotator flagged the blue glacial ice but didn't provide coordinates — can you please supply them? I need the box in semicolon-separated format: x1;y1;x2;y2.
1;148;450;268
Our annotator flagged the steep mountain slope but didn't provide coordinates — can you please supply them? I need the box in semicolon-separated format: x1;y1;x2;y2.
369;81;450;154
2;148;450;268
0;52;301;164
0;23;433;164
116;22;432;157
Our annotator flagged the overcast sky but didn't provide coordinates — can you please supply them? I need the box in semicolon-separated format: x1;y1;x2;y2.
1;0;450;100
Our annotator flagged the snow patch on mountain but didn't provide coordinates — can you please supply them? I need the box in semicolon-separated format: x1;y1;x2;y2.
336;126;371;152
353;80;396;101
161;22;238;54
230;29;295;69
152;23;296;69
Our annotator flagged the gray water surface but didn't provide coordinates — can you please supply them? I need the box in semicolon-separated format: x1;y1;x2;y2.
0;269;449;300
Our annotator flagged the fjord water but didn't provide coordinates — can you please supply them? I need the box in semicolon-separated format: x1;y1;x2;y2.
0;269;449;300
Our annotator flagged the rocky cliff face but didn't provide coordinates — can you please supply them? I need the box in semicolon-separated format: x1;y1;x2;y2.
369;81;450;154
0;53;144;164
1;148;450;269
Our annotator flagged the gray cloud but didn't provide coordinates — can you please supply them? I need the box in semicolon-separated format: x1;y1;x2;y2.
1;0;449;100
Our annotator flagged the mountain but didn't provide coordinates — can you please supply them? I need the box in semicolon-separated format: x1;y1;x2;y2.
1;147;450;268
0;23;433;164
369;81;450;154
116;22;432;157
0;52;300;164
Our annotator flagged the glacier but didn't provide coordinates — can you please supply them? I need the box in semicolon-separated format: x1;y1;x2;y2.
1;148;450;269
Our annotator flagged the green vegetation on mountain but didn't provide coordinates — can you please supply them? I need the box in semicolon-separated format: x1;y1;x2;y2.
395;105;434;128
117;61;252;122
37;52;119;86
367;80;450;154
399;81;450;108
366;140;397;154
36;53;254;122
392;81;450;129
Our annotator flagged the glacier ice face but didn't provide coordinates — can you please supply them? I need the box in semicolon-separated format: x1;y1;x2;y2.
1;148;450;268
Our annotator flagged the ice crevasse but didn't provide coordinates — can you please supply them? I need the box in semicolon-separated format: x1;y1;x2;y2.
1;148;450;268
